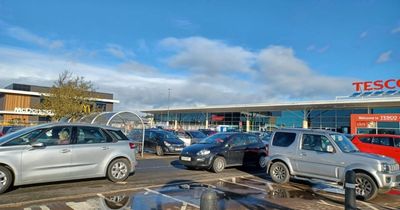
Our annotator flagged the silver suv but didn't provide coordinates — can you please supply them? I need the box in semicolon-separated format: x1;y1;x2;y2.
266;128;400;201
0;123;137;194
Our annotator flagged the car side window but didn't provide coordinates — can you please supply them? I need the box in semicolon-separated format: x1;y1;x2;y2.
230;135;246;147
247;135;259;145
301;134;333;152
2;129;44;146
394;138;400;148
359;137;372;143
76;127;109;144
372;137;394;147
272;132;296;147
35;126;72;146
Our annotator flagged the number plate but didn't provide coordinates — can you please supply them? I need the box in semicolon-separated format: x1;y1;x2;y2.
181;156;191;161
175;148;183;151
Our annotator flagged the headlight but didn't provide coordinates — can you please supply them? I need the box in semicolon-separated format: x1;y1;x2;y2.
381;163;390;173
164;141;171;147
197;149;210;156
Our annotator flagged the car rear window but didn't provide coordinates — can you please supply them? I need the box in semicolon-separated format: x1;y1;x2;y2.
359;137;372;143
107;130;129;141
272;132;296;147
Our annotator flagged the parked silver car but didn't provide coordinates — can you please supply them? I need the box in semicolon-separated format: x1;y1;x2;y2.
0;123;137;193
266;128;400;201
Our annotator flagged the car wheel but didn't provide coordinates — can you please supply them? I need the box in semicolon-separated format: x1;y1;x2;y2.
355;173;378;201
269;162;290;184
211;156;226;173
107;158;130;182
258;155;267;170
156;145;164;156
0;166;12;194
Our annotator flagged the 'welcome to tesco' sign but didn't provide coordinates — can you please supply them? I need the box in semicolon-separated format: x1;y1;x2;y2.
352;79;400;92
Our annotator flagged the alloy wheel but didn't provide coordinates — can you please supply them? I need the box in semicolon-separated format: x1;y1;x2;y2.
272;165;286;181
355;176;372;197
259;156;266;168
111;162;128;180
0;171;7;190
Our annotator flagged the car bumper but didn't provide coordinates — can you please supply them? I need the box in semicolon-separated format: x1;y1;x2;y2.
377;171;400;188
179;154;213;168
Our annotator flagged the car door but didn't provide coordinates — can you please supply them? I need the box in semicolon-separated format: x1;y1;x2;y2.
69;126;115;178
393;138;400;163
295;133;339;179
226;134;247;165
146;131;157;152
243;135;263;165
371;137;394;158
21;126;73;183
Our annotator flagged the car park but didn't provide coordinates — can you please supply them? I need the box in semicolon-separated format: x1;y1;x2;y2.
179;132;267;173
351;134;400;163
266;128;400;201
144;129;185;156
0;123;137;194
198;129;217;136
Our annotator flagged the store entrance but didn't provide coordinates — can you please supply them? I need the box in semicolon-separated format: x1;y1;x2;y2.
350;114;400;134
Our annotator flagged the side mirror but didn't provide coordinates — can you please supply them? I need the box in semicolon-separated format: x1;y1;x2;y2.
326;145;334;153
31;142;45;148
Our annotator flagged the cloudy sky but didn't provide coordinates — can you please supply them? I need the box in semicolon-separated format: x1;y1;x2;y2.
0;1;399;111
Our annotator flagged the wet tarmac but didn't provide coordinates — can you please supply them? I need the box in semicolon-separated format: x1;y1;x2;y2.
4;175;400;210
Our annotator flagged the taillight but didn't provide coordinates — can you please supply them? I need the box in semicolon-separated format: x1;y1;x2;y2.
129;142;136;149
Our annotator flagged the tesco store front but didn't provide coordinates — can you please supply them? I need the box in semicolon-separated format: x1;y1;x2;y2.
144;79;400;134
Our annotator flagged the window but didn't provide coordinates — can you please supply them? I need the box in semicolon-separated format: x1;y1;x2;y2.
372;137;394;147
394;138;400;148
302;134;333;152
35;126;72;146
108;130;128;141
247;135;259;145
2;129;44;146
359;137;372;143
76;127;109;144
272;132;296;147
230;135;246;147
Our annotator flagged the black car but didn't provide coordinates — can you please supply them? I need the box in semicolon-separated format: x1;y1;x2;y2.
179;132;267;173
144;129;185;156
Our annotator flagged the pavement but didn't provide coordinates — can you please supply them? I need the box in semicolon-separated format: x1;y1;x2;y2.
0;156;399;210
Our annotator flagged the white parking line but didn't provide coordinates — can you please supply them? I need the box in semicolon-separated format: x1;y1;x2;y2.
218;179;267;193
144;188;200;209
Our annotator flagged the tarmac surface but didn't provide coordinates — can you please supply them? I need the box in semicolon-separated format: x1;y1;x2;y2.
0;155;399;210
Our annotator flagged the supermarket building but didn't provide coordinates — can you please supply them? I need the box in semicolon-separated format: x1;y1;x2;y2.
143;79;400;134
0;83;119;125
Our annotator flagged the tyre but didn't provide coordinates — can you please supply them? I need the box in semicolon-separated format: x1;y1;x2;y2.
211;156;226;173
257;155;267;170
107;158;130;182
355;173;378;201
0;166;12;194
269;162;290;184
156;145;164;156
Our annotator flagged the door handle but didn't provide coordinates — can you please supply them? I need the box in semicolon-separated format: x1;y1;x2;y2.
102;146;110;150
60;149;71;153
300;152;307;157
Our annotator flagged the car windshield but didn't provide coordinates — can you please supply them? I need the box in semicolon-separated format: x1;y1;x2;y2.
0;126;40;145
188;131;206;138
330;134;359;153
198;133;231;145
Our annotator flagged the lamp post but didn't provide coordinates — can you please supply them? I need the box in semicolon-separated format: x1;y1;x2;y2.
167;88;171;128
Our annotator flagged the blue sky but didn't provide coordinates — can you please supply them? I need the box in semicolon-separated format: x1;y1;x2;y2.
0;0;399;110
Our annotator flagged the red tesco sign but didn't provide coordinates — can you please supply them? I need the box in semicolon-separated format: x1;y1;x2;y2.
352;79;400;92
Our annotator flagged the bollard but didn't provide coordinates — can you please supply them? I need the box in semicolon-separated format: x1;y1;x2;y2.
345;170;357;210
200;189;218;210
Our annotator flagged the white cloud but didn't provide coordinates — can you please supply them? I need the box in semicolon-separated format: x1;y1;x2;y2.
160;37;255;75
391;26;400;34
5;26;64;49
106;44;134;59
376;50;392;63
0;37;358;111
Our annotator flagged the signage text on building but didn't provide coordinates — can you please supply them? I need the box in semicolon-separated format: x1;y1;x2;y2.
14;107;54;116
352;79;400;92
